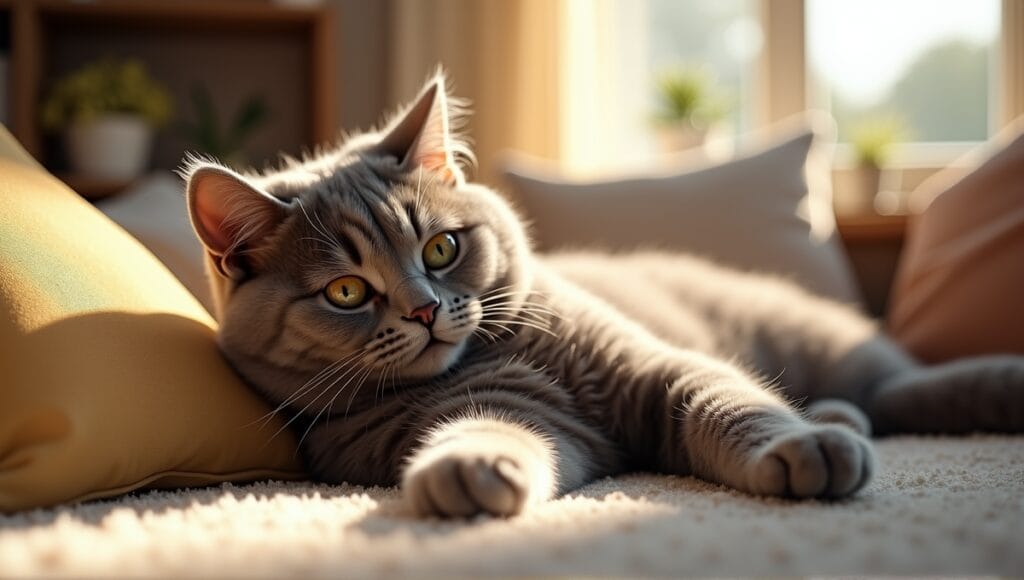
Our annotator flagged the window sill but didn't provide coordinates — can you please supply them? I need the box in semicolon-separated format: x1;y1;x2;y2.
835;213;908;243
831;142;982;169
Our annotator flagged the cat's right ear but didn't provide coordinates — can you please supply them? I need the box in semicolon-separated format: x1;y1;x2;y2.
184;162;289;280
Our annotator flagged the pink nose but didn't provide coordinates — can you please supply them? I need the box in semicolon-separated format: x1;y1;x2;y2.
405;301;439;326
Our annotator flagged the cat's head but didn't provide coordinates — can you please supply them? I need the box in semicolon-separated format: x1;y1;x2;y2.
182;73;532;399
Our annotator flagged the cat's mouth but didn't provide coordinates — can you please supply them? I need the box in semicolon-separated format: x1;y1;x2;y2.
396;333;462;379
422;335;455;352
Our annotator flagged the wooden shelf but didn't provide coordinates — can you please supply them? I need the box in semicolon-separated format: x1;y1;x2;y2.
57;174;135;201
3;0;337;178
836;213;910;243
19;0;331;27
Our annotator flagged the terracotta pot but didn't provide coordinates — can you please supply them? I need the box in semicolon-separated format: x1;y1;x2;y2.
839;165;882;216
65;114;153;180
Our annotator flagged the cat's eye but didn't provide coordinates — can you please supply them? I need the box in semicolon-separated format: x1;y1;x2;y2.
324;276;371;309
423;232;459;270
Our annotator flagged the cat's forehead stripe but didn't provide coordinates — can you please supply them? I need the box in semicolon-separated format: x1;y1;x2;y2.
337;208;377;248
333;229;362;266
403;200;423;239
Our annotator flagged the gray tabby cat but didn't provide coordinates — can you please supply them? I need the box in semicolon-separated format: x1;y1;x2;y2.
184;73;1024;518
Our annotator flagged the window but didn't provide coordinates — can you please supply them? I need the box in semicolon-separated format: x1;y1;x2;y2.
807;0;1001;144
558;0;759;173
647;0;759;137
564;0;1020;174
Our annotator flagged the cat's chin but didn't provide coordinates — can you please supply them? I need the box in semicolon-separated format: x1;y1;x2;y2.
399;338;466;381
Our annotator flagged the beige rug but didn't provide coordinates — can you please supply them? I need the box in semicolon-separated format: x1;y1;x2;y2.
1;436;1022;577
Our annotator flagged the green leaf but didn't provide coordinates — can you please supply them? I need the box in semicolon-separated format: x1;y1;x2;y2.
225;95;268;153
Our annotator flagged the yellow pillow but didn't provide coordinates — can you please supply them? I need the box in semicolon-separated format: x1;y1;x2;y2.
0;127;305;512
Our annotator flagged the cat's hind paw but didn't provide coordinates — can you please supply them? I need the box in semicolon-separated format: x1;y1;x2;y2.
746;425;874;499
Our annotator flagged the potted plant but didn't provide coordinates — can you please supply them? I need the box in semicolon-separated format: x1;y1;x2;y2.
179;85;269;168
651;66;730;154
41;59;172;180
844;116;907;215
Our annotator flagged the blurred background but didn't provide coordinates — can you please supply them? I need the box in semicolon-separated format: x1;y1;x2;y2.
3;0;1021;190
2;0;1023;312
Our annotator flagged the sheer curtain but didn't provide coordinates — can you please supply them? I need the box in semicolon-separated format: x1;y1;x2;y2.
389;0;563;184
388;0;647;181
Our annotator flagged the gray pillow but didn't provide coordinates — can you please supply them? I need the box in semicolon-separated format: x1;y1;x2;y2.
499;116;862;305
96;171;213;313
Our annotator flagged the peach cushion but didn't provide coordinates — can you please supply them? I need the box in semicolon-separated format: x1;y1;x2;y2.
0;126;304;512
888;120;1024;362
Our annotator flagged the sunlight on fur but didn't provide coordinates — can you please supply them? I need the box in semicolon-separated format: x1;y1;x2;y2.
182;70;1024;519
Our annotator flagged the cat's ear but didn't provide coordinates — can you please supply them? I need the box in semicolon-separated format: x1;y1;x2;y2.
374;72;471;185
184;162;289;280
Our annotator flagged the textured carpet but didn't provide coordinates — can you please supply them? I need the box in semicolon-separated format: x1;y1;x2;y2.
1;436;1022;577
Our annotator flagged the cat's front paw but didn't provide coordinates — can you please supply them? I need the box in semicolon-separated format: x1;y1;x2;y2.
402;419;555;518
404;450;532;518
746;425;874;499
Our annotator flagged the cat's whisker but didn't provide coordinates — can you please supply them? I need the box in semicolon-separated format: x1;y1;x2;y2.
416;167;443;213
475;285;550;302
471;330;497;345
481;311;552;328
248;350;365;429
269;352;370;444
472;325;501;344
289;355;377;449
481;309;553;327
480;319;518;337
374;362;393;407
386;363;399;402
311;207;337;246
478;295;556;308
482;317;558;338
479;297;553;309
480;305;560;319
299;355;384;448
413;166;427;216
479;303;562;323
343;365;379;420
296;199;343;254
477;284;518;298
476;290;534;303
299;236;339;251
271;349;365;410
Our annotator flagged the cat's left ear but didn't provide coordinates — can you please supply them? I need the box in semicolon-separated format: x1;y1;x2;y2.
373;72;471;185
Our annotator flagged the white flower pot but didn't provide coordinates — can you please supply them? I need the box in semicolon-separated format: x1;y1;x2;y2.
65;114;153;180
656;124;709;154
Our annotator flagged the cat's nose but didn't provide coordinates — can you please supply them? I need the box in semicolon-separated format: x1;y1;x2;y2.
403;300;440;327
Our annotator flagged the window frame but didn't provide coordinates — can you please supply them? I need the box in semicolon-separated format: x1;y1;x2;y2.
758;0;1024;153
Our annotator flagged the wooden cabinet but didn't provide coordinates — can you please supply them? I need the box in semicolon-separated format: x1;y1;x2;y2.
1;0;336;197
836;214;909;317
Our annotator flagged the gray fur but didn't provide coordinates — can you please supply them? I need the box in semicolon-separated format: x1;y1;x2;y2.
183;73;1024;518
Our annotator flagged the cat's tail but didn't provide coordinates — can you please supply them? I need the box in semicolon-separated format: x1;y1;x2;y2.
868;355;1024;435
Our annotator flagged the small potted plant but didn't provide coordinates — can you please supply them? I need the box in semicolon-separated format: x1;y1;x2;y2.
179;85;269;168
651;66;730;154
845;116;907;215
41;59;172;180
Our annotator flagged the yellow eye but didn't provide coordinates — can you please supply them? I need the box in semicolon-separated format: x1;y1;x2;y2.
324;276;370;309
423;232;459;270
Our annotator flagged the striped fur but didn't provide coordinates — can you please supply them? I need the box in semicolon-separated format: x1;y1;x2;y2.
184;74;1024;518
